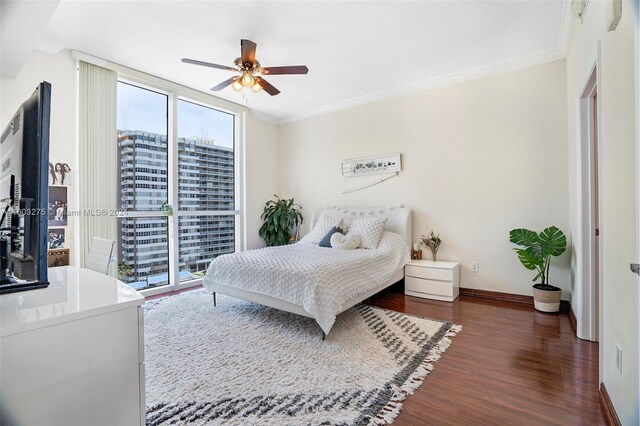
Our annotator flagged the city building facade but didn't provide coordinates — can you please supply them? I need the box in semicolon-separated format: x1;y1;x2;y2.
117;130;235;289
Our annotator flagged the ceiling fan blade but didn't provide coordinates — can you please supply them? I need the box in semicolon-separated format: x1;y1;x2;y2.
258;77;281;96
241;39;257;66
260;65;309;75
210;77;237;91
182;58;236;71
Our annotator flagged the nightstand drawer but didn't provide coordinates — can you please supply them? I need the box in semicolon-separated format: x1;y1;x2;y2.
405;276;454;297
405;265;453;281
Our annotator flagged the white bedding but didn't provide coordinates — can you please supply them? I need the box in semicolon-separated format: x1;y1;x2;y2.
204;231;410;333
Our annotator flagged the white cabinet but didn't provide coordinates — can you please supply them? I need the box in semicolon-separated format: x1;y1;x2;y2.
404;260;460;302
0;266;145;426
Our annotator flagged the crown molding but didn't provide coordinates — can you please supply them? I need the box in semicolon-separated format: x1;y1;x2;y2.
558;0;576;57
277;48;565;125
249;109;280;124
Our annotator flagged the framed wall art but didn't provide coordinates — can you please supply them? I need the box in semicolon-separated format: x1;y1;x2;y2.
340;153;401;177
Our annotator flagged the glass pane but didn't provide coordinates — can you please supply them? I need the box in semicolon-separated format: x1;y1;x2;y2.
178;99;234;211
117;82;168;211
117;216;169;290
178;215;235;281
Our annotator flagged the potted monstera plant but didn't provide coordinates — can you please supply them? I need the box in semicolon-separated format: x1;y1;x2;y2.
509;226;567;312
259;195;303;247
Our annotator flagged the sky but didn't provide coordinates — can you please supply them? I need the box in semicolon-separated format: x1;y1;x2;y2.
116;81;234;149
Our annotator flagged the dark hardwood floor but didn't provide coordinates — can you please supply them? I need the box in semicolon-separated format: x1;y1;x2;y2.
367;287;606;425
149;284;604;424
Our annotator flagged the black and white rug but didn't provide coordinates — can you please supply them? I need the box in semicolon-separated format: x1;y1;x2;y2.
144;290;461;426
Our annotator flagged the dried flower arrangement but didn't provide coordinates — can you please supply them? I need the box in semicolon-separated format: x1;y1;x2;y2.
420;231;442;262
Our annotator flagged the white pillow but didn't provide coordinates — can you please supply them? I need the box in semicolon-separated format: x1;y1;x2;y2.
301;215;346;244
330;232;360;250
346;217;387;249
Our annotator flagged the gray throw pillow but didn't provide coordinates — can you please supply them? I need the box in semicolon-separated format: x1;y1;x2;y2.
319;226;345;247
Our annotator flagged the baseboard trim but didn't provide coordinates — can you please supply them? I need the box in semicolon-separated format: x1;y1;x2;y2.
599;383;622;426
459;288;570;314
460;288;532;304
569;305;577;333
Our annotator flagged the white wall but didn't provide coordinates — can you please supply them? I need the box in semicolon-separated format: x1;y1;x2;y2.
279;60;570;299
1;49;78;263
0;49;75;158
566;0;638;422
244;113;280;249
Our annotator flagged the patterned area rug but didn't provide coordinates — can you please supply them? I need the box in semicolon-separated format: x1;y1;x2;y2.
144;290;461;425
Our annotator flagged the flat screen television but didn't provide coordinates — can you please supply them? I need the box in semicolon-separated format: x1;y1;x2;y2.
0;81;51;293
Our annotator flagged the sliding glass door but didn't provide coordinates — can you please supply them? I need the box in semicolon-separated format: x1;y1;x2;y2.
175;99;236;283
117;82;170;291
116;80;240;294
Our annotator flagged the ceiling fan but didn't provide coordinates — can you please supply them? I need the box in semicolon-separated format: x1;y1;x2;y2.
181;39;309;96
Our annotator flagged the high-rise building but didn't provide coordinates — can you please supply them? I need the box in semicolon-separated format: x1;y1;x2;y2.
177;136;235;279
117;130;235;289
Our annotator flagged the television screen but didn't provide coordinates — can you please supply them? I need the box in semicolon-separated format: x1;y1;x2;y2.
0;81;51;292
0;114;22;231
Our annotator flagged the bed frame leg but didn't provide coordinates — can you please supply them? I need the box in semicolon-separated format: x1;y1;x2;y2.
322;331;325;341
212;292;217;307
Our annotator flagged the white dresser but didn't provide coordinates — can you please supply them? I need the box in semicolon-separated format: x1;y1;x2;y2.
405;260;460;302
0;266;146;426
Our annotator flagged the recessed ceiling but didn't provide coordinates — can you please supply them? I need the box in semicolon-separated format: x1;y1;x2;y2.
39;1;567;122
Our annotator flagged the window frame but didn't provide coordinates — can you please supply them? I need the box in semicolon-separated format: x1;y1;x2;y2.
116;75;244;297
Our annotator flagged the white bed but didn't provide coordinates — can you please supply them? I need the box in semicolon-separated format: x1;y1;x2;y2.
203;206;411;336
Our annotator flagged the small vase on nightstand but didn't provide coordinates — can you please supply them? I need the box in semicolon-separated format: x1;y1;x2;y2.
420;231;442;264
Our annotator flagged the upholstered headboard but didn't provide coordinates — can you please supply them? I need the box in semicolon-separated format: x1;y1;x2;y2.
310;206;412;246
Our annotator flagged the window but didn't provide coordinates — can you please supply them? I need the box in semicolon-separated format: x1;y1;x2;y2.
116;81;240;293
177;100;236;280
178;215;235;278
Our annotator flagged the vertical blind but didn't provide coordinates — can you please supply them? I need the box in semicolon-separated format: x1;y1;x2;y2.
78;61;118;271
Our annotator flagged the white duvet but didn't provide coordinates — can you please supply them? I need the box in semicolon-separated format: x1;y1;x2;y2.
204;231;410;333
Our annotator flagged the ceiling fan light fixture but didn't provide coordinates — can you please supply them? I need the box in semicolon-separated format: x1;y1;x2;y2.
241;73;255;87
251;80;263;93
232;78;243;92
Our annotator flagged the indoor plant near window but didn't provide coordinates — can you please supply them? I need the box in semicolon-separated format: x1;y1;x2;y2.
259;195;303;247
509;226;567;312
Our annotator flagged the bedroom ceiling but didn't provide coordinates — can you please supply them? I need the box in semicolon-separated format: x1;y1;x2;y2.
37;1;568;122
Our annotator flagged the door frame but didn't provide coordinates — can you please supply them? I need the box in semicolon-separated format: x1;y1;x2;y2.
634;0;640;419
577;46;603;343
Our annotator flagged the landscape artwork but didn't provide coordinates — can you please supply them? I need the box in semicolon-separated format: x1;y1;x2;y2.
340;153;401;177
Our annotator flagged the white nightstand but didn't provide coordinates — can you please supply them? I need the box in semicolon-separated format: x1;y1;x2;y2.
405;260;460;302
